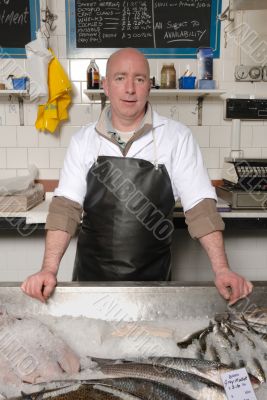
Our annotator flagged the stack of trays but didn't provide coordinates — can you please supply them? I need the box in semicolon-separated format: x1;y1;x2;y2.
0;183;45;212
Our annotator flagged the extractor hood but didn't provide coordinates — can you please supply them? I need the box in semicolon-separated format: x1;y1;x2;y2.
230;0;267;10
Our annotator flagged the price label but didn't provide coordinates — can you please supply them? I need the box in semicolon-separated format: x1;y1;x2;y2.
221;368;257;400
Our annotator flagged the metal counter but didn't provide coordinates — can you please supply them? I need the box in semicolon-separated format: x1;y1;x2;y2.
0;282;266;320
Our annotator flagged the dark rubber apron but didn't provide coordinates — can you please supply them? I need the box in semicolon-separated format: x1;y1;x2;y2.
73;151;175;281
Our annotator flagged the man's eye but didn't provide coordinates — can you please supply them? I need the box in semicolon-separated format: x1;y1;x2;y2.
115;76;124;81
136;77;145;83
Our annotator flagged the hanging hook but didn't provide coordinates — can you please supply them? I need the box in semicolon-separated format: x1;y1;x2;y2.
41;6;58;40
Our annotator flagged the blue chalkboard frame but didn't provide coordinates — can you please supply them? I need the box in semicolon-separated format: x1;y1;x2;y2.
0;0;40;58
66;0;221;59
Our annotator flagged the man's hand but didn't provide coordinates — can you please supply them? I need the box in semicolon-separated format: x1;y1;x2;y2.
214;269;253;306
21;271;57;303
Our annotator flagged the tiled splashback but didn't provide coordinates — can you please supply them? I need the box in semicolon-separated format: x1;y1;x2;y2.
0;0;267;181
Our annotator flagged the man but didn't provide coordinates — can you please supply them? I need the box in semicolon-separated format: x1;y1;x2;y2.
21;48;253;304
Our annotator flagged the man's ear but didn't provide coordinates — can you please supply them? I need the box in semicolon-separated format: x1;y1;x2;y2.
102;78;109;96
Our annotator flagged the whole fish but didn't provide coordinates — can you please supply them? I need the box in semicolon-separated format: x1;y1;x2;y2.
141;356;244;387
177;324;213;349
92;377;195;400
98;362;227;400
245;358;266;384
18;383;143;400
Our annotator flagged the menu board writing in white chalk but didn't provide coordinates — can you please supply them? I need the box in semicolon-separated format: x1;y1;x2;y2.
75;0;211;49
0;0;40;58
0;0;31;48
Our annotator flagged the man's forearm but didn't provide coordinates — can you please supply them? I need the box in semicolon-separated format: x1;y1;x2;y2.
41;230;72;275
198;230;229;275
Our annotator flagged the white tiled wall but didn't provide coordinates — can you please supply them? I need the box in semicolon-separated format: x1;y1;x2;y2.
0;0;267;180
1;1;267;284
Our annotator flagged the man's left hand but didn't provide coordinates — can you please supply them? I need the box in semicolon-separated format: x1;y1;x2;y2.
214;269;253;305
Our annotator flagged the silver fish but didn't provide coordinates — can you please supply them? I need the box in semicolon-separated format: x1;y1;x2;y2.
142;356;243;387
177;324;213;349
92;378;195;400
98;362;227;400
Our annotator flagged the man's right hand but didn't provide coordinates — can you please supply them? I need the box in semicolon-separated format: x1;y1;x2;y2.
21;271;57;303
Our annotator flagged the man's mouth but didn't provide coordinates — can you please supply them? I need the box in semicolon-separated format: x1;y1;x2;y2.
121;98;137;102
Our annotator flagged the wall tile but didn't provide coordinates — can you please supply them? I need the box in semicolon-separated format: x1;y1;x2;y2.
0;104;6;126
243;148;262;158
261;148;267;158
51;11;66;36
240;126;253;148
207;168;222;180
17;126;38;148
38;169;60;179
50;148;66;168
0;126;16;147
177;103;198;126
190;126;210;147
1;59;26;79
48;36;59;57
0;149;6;168
71;81;82;104
5;102;20;126
38;130;60;147
60;126;79;147
7;149;27;168
23;102;39;126
156;102;178;121
219;148;231;168
58;35;67;59
210;126;231;147
28;148;49;169
252;127;267;147
68;104;92;126
202;102;222;126
0;169;16;179
222;60;235;82
200;148;220;168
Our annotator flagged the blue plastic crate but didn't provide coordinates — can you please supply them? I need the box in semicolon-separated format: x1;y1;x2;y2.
179;76;196;89
12;77;28;90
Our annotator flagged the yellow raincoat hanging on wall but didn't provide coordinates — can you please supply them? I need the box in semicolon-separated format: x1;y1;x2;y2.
36;50;72;133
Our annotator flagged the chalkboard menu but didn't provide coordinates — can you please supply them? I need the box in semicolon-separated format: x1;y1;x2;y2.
0;0;40;58
66;0;221;58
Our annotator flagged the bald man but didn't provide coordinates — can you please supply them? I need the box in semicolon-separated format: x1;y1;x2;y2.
21;48;253;304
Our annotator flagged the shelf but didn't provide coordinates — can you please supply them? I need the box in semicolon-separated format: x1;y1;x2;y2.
84;88;225;100
0;90;29;96
0;90;29;126
84;89;225;126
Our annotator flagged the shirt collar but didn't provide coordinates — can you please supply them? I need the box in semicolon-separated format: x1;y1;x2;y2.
96;102;153;138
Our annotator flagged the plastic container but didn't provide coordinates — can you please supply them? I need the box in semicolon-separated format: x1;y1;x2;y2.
12;77;29;90
179;76;196;89
87;59;100;89
161;63;176;89
197;47;213;80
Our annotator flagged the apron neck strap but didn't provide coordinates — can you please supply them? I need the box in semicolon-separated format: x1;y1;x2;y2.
95;128;159;169
152;129;159;170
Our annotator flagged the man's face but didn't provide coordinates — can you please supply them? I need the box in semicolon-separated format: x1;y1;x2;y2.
103;49;151;129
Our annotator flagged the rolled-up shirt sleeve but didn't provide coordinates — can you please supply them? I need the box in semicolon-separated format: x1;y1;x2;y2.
45;196;82;236
171;123;217;212
185;199;225;239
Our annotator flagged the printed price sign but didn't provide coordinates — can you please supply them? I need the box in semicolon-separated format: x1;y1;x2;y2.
221;368;257;400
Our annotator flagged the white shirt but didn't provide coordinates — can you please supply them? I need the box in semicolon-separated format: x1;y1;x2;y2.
55;111;216;212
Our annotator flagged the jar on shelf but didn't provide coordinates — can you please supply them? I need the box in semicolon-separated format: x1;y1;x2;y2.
160;63;176;89
87;59;100;89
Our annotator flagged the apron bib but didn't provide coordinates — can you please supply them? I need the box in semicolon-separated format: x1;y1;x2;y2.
73;149;175;281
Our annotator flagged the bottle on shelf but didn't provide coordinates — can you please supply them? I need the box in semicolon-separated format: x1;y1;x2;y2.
160;63;176;89
87;59;100;89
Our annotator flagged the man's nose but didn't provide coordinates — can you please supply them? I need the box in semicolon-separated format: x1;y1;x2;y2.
125;78;135;94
